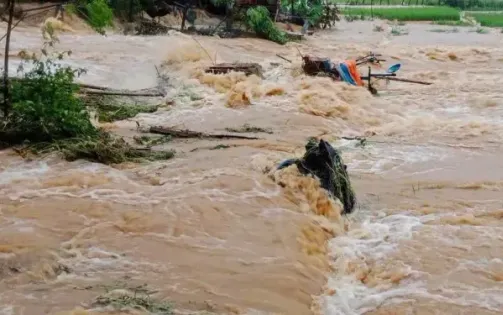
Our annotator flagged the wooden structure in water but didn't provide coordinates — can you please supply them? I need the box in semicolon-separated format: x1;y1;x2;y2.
205;63;263;78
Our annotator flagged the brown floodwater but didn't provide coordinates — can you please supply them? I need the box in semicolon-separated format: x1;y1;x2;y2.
1;14;503;315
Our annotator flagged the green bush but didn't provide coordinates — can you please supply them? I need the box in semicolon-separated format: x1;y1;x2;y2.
86;0;115;31
2;50;96;144
246;6;287;44
1;43;174;165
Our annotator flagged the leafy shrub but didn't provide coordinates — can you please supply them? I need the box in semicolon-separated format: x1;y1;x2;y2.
2;49;96;144
1;40;174;164
66;0;114;34
85;0;114;31
246;6;287;44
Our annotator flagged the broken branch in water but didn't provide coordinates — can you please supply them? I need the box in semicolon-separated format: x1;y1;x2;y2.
276;54;292;63
3;77;165;97
80;90;164;97
149;126;261;140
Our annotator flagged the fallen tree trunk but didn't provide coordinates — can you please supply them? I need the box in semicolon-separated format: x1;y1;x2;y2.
80;90;165;97
149;126;260;140
3;77;165;97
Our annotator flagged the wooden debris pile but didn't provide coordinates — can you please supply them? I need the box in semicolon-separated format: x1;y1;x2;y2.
205;63;263;78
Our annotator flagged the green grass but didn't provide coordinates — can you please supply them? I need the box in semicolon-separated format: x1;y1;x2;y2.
468;13;503;27
331;0;503;10
342;6;460;21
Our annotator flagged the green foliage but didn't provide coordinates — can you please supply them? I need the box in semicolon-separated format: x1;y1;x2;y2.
210;0;234;6
2;48;95;144
469;13;503;27
85;0;115;32
342;7;460;21
34;131;175;164
98;105;158;122
1;42;174;165
246;6;287;45
330;0;503;9
286;0;324;25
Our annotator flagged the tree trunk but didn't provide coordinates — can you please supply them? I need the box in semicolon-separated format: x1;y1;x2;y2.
2;0;15;117
225;1;234;31
128;0;134;22
274;0;280;22
181;6;188;31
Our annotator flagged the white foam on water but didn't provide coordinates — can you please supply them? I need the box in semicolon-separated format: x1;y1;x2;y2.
57;246;166;278
0;161;50;185
323;211;424;315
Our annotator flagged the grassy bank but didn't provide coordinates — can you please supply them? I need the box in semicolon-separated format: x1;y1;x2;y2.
468;12;503;26
342;6;460;21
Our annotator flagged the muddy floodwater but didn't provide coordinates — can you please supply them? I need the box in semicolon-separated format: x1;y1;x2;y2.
1;17;503;315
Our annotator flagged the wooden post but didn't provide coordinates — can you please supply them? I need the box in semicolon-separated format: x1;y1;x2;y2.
274;0;280;22
128;0;134;22
181;6;187;31
225;1;234;31
2;0;15;116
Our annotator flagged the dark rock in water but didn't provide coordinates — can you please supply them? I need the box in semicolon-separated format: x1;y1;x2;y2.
276;138;356;215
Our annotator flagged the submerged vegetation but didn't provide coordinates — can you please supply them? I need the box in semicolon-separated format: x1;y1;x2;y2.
85;96;160;123
92;283;173;314
342;7;460;21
